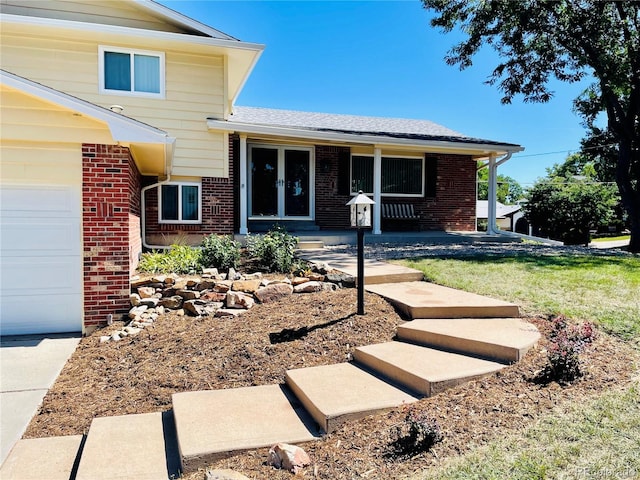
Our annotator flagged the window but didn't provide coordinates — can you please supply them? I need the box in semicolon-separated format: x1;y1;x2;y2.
99;46;164;97
159;183;201;223
351;155;424;197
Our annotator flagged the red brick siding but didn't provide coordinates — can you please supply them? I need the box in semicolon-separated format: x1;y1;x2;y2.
82;144;134;330
315;145;352;229
314;148;476;231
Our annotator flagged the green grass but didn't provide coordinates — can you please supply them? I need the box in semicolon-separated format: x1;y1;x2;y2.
591;235;631;242
396;255;640;341
413;383;640;480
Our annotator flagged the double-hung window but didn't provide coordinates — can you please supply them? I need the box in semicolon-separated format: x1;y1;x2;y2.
159;183;201;224
99;46;165;97
351;155;424;197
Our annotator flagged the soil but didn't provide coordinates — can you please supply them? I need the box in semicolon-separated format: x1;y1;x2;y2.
25;287;639;480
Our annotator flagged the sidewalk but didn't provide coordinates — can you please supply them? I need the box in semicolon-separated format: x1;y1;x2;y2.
0;334;80;465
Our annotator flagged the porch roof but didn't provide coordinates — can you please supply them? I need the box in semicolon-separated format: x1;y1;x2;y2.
208;106;523;157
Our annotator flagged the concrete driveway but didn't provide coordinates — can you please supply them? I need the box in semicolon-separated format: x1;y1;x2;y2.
0;334;80;466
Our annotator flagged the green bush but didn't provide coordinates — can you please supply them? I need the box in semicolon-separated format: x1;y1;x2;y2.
200;234;241;271
246;226;298;273
137;244;202;274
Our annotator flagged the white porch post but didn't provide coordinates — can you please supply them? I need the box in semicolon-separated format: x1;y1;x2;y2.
373;146;382;235
239;134;248;235
487;153;498;234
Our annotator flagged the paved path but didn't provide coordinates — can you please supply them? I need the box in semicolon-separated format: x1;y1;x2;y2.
0;334;80;465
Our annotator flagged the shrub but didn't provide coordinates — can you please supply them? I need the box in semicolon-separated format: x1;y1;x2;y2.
200;234;241;271
544;314;597;383
389;406;443;457
137;244;202;274
246;226;298;273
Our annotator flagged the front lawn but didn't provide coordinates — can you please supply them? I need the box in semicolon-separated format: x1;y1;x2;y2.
397;255;640;342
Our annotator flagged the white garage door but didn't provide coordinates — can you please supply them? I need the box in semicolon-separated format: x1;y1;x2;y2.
0;143;83;335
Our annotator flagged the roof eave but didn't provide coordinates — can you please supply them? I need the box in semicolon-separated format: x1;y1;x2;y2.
207;119;524;156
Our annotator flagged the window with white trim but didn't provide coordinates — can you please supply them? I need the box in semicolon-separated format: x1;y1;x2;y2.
159;183;201;223
351;155;424;197
99;46;165;97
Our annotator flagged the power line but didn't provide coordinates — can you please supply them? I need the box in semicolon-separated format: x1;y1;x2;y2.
514;142;618;159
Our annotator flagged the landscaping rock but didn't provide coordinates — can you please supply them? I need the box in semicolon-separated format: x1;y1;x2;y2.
178;289;201;300
308;272;325;282
215;309;245;318
321;282;339;292
228;267;242;280
214;281;232;293
151;275;167;284
99;336;110;343
183;300;209;316
159;295;183;309
130;293;141;306
326;272;356;288
243;272;263;280
196;280;216;291
267;443;311;474
294;281;323;293
201;267;219;277
139;297;159;308
201;291;227;302
226;291;255;309
137;286;156;298
291;276;309;286
231;279;261;293
128;305;148;319
310;261;329;274
205;469;250;480
254;283;294;304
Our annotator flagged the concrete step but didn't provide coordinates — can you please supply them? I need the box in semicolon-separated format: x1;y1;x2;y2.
75;412;169;480
285;363;419;434
0;435;83;480
296;240;324;250
353;342;504;397
398;318;541;363
172;384;320;473
365;282;519;319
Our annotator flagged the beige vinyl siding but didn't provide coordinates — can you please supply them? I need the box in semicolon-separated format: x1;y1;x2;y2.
0;0;192;34
1;31;227;177
0;140;82;186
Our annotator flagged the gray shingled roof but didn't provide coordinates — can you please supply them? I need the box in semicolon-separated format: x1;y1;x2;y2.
225;106;520;148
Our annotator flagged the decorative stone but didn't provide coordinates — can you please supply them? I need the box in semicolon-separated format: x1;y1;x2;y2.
183;299;221;316
131;277;151;289
226;291;255;309
151;275;167;284
291;277;310;286
110;333;122;342
267;443;311;474
164;276;176;285
205;469;250;480
123;326;142;335
310;261;329;274
156;305;165;315
254;283;294;304
177;289;200;300
196;279;216;291
321;282;339;292
186;279;198;288
159;295;183;309
139;297;159;308
99;336;110;343
128;305;148;319
293;281;323;293
326;273;356;288
308;273;325;282
228;267;242;281
129;293;141;306
215;309;245;318
214;281;232;293
137;286;156;298
243;272;263;280
231;279;262;293
201;291;226;302
202;267;219;277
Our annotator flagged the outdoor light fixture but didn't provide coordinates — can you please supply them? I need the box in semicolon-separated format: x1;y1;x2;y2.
346;191;375;315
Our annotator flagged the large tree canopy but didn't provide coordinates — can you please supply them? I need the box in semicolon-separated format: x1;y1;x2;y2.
423;0;640;252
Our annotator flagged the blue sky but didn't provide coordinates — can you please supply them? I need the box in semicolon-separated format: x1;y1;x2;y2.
162;0;592;187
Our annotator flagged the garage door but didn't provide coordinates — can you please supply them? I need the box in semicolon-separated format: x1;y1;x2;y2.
0;143;82;335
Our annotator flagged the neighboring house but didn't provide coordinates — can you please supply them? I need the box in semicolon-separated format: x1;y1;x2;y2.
0;0;522;336
476;200;522;231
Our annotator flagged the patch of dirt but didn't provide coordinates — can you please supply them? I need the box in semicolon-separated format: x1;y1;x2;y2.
25;288;639;480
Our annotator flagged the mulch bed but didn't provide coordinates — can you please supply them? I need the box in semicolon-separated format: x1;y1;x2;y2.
25;287;639;480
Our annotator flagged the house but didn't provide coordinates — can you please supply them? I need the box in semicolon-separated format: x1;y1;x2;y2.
476;200;523;231
0;0;522;336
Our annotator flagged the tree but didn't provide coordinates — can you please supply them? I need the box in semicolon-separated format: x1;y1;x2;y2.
477;162;524;204
423;0;640;252
524;170;619;245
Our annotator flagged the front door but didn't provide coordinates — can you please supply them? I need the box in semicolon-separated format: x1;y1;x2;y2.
249;145;313;219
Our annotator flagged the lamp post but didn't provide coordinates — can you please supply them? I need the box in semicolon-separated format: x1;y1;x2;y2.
346;191;375;315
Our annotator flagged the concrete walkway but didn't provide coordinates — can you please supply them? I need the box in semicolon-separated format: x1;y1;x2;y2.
0;334;80;465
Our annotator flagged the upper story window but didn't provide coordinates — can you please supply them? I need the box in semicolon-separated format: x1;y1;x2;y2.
99;46;165;98
159;183;201;224
351;155;424;197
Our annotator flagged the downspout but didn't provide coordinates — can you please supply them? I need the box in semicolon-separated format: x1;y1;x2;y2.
141;139;175;250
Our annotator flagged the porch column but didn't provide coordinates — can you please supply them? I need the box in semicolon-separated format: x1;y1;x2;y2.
239;134;248;235
487;153;498;234
373;146;382;235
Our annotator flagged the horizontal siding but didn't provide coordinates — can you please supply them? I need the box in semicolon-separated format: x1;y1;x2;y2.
1;140;82;185
1;32;226;177
0;0;189;33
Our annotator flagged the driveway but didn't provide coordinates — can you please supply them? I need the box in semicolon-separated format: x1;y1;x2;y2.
0;334;80;466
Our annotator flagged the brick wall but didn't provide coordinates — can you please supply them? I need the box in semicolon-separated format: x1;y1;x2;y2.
314;147;476;231
82;144;134;331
